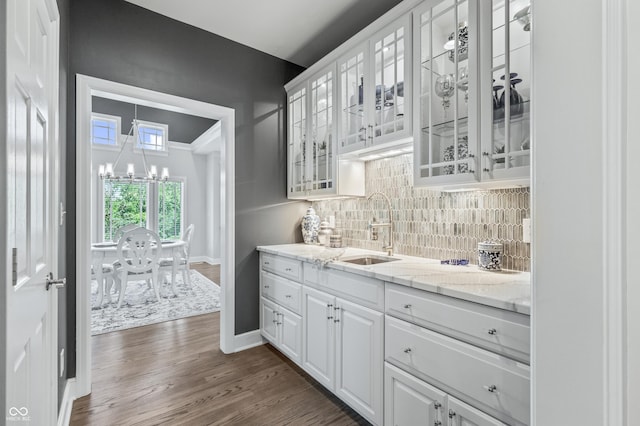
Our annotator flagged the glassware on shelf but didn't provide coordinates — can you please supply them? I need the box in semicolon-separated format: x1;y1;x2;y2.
457;66;469;103
499;74;525;117
445;22;469;63
435;73;455;111
492;84;504;120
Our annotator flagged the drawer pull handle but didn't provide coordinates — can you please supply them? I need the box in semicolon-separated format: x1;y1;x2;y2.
483;385;498;394
285;294;292;298
434;422;442;426
264;261;270;265
264;285;269;289
285;268;292;272
403;304;412;309
276;322;282;325
488;328;497;335
403;348;412;354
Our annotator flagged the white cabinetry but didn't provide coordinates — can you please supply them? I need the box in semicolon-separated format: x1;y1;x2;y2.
337;15;413;155
259;254;303;365
385;284;530;426
287;67;365;200
260;296;302;365
413;0;531;188
385;362;506;426
302;286;384;425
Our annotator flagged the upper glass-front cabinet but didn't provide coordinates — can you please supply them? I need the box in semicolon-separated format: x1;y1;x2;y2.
414;0;479;185
483;0;531;180
288;69;336;198
414;0;531;187
289;67;365;199
337;15;412;154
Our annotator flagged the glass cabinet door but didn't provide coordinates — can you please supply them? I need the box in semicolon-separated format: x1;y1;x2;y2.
288;85;307;196
485;0;531;177
338;46;368;154
308;69;335;192
415;0;478;182
370;15;412;145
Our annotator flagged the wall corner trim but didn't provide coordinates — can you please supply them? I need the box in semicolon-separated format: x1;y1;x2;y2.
57;378;76;426
232;330;264;353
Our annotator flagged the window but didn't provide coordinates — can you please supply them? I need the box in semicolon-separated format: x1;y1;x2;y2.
158;181;183;240
91;114;120;146
102;179;184;241
135;120;168;152
103;180;148;241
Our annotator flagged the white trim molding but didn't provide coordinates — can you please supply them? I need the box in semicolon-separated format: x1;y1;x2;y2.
233;330;265;352
602;0;627;424
75;75;237;398
57;378;76;426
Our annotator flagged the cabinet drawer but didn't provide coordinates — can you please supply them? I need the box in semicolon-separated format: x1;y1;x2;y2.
386;316;530;426
304;262;384;312
386;283;530;363
261;271;302;315
261;253;302;282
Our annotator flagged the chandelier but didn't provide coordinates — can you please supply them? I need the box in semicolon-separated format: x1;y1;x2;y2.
97;104;169;182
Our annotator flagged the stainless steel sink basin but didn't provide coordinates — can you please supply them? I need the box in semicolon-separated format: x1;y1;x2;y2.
340;255;400;266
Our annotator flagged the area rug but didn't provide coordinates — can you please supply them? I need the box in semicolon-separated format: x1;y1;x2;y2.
91;269;221;335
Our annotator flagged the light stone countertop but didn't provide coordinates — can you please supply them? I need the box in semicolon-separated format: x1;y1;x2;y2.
256;243;531;315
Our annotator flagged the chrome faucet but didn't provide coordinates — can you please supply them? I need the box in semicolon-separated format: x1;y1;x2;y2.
367;192;394;256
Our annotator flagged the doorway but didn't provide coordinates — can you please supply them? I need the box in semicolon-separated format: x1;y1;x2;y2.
74;75;236;398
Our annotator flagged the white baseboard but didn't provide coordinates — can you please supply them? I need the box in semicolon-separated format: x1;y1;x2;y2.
233;329;264;352
190;256;220;265
57;378;76;426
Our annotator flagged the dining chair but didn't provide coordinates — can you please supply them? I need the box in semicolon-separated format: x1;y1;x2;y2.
91;263;115;308
115;227;162;308
159;224;195;296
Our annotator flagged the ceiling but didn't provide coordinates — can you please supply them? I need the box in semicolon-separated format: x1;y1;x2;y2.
124;0;404;67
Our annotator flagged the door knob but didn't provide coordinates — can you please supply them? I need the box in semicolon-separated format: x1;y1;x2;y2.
46;272;66;291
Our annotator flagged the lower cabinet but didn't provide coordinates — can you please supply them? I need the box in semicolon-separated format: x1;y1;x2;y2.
260;297;302;365
385;363;507;426
303;286;384;425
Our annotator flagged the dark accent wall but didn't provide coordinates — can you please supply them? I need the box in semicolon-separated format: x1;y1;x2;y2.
92;96;217;143
57;0;70;410
65;0;307;376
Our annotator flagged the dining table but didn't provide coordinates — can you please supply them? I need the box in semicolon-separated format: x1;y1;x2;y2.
91;239;186;308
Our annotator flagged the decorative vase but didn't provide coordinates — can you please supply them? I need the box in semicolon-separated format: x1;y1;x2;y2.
301;207;320;244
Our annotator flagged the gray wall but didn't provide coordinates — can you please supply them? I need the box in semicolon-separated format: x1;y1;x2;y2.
92;96;216;143
65;0;307;377
57;0;70;410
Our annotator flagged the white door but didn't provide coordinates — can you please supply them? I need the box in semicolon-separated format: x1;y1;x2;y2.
260;297;278;344
278;306;302;366
302;286;335;390
5;0;60;424
448;396;507;426
384;363;447;426
334;298;383;425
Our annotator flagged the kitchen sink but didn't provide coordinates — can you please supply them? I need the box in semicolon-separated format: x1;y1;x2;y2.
340;255;400;265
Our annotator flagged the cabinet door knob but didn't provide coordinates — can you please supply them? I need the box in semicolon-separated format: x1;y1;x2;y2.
483;168;491;172
434;401;441;409
264;261;270;265
403;304;412;309
285;294;292;298
285;268;292;272
483;384;498;394
488;328;497;335
403;348;412;354
449;410;456;419
264;285;269;289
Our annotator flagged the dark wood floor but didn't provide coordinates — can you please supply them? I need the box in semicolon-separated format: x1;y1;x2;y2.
190;262;220;285
70;263;367;425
